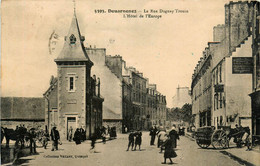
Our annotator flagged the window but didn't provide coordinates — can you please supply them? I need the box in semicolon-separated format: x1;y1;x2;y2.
214;93;219;110
68;75;76;92
70;34;76;44
69;77;74;90
219;65;222;83
219;93;222;108
216;68;218;84
213;73;215;86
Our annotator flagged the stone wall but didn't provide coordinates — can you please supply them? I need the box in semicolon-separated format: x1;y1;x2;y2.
1;121;45;130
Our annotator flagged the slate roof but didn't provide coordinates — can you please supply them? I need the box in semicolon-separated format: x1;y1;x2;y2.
55;12;92;63
1;97;45;120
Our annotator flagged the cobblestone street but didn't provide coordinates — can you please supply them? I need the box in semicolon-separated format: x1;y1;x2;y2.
4;132;246;166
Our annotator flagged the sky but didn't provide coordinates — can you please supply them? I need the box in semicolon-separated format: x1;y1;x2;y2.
1;0;231;107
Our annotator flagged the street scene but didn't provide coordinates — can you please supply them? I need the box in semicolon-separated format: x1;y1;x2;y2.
1;0;260;165
1;132;251;166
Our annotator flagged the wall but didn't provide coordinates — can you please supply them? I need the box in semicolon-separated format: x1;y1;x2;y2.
57;65;87;138
225;2;253;53
225;35;252;128
86;48;123;120
105;56;123;79
213;24;226;42
1;121;45;130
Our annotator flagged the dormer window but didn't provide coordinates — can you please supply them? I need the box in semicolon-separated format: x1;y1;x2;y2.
70;34;76;44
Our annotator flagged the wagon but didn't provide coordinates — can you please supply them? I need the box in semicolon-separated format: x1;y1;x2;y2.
194;126;248;149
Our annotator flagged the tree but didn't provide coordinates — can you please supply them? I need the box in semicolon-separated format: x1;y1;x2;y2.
167;103;193;124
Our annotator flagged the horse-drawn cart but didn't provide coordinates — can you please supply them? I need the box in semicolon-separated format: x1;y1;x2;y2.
195;126;249;149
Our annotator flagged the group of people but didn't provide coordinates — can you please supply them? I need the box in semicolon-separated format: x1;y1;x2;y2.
70;127;86;144
126;130;142;151
151;125;180;164
126;125;180;164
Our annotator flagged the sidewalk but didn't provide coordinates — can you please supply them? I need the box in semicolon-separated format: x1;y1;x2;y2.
185;132;260;166
185;131;195;141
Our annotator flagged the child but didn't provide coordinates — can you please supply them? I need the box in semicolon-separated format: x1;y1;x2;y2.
134;130;142;151
126;130;135;151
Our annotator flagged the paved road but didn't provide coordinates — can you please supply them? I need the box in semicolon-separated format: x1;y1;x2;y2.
6;132;242;166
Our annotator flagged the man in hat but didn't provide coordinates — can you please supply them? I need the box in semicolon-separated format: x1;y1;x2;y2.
149;126;157;145
29;128;37;154
50;126;60;151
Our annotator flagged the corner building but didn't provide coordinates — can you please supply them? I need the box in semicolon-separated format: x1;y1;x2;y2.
44;13;103;140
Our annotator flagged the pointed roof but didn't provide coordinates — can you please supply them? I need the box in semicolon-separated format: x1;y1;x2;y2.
55;12;92;64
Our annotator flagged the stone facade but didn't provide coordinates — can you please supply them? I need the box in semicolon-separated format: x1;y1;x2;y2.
44;13;103;140
191;43;218;128
191;1;254;130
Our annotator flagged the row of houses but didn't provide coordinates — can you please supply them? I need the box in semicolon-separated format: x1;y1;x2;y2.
87;49;167;132
191;1;260;142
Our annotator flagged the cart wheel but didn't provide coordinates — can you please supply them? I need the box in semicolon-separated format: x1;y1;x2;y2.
211;129;229;149
196;140;210;149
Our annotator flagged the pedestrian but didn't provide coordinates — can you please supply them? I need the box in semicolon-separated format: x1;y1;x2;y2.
134;130;142;151
126;130;135;151
79;127;84;141
150;126;157;145
162;138;177;164
68;126;73;142
90;132;97;150
158;129;168;153
74;128;81;145
29;128;37;154
169;126;179;148
101;127;106;144
42;129;49;149
50;126;60;151
82;128;87;141
243;127;252;151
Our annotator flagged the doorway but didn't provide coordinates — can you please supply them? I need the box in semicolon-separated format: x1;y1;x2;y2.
67;117;76;140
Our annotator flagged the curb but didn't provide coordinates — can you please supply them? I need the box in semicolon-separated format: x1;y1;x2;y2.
219;151;255;166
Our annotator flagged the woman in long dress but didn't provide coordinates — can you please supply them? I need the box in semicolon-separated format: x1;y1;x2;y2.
162;138;177;164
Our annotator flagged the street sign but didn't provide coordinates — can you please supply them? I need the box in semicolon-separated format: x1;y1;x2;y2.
232;57;253;74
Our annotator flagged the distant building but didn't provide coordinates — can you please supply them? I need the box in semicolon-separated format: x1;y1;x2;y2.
1;97;45;129
172;86;191;108
44;12;104;140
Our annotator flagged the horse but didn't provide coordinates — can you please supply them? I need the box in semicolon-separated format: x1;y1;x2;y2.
1;127;28;148
225;126;250;148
